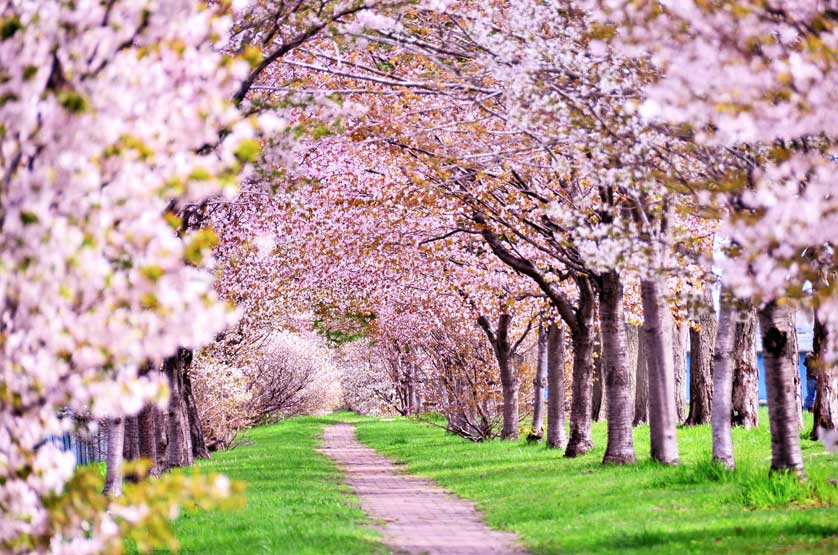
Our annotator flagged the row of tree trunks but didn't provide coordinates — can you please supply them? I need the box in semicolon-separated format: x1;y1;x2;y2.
104;348;210;495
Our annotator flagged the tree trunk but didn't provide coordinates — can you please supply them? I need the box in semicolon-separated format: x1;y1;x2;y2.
103;417;125;497
633;325;649;426
182;356;210;460
591;327;606;422
640;279;680;465
673;322;688;424
479;313;520;440
566;320;595;456
546;322;567;449
812;313;838;440
532;324;548;434
599;271;636;464
165;349;193;468
138;404;160;477
123;415;140;461
711;291;736;468
499;350;520;440
788;323;804;429
732;306;760;428
154;405;169;473
759;301;806;476
625;324;640;422
686;290;717;425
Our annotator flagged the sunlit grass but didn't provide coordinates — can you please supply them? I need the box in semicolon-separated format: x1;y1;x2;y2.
354;410;838;555
169;416;386;555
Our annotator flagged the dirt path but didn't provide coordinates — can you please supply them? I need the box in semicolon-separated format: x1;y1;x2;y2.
320;423;529;555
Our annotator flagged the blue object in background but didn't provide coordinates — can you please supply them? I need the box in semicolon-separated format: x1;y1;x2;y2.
686;353;813;406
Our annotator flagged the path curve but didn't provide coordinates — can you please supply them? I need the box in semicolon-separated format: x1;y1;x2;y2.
320;423;529;555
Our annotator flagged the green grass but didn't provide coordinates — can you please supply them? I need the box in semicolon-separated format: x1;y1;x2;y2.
353;410;838;555
170;415;386;555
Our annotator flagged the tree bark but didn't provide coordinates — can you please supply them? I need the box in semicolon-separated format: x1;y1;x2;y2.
591;327;606;422
673;322;688;424
640;279;680;465
103;417;125;497
759;301;806;476
598;271;636;464
625;324;640;423
478;313;520;440
633;325;648;426
182;356;210;460
566;320;595;456
123;415;140;461
788;322;804;429
732;306;760;428
686;290;717;425
546;322;567;449
137;404;160;477
532;323;548;434
165;349;193;468
811;313;838;440
711;291;736;468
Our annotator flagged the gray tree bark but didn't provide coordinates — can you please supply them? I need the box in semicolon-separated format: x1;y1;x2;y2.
711;290;736;468
811;314;838;440
165;349;193;468
633;325;648;426
591;327;606;422
599;271;636;464
546;322;567;449
687;290;717;425
103;417;125;497
183;362;210;460
478;313;520;440
732;306;760;428
566;321;595;456
532;323;548;435
625;324;639;422
788;323;804;429
673;322;688;424
138;404;159;477
640;279;680;465
759;301;806;476
123;415;140;461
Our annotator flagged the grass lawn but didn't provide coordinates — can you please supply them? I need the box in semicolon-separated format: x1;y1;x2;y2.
170;415;386;555
353;411;838;555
